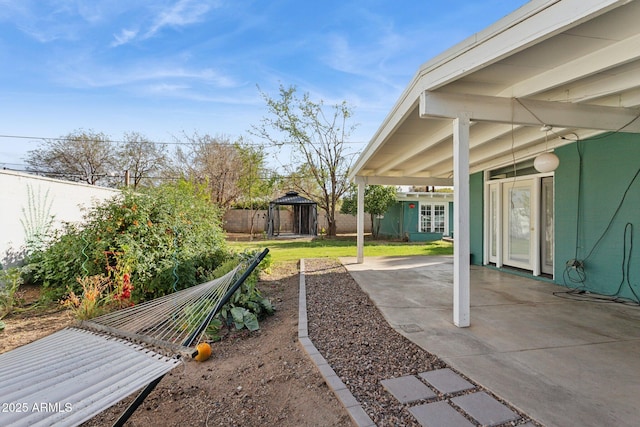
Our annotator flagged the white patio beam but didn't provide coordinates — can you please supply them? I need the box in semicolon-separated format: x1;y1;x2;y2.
543;65;640;104
402;123;522;176
420;91;640;132
501;32;640;98
401;142;455;176
469;129;604;175
594;88;640;109
352;175;453;187
374;122;455;175
426;126;563;177
453;114;471;328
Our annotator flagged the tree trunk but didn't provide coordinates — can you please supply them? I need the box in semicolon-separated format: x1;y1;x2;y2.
370;213;377;239
327;220;337;236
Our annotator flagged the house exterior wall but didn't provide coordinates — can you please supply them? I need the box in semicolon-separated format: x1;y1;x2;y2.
467;133;640;297
376;202;404;239
0;170;119;266
469;172;484;265
378;197;453;242
554;132;640;299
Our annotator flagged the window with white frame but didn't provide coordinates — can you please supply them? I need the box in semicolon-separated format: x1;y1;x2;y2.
420;203;446;233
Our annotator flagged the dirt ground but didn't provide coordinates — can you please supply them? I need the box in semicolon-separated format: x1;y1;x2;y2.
0;261;352;427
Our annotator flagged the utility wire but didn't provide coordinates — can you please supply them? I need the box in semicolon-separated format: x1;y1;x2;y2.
0;133;369;147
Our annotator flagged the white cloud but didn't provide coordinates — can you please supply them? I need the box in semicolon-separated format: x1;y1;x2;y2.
146;82;191;93
111;28;139;47
53;57;241;97
146;0;215;38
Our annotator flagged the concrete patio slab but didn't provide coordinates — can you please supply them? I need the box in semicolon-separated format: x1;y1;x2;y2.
341;256;640;427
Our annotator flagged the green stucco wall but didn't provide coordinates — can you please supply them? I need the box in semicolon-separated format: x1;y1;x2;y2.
554;133;640;300
378;200;448;242
402;202;421;237
469;172;484;265
377;202;404;239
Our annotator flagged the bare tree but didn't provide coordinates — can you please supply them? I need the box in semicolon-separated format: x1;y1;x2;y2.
173;133;264;209
118;132;168;188
235;142;278;237
26;130;117;185
252;85;357;236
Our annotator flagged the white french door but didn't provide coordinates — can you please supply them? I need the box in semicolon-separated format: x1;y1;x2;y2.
488;185;501;265
487;176;553;276
504;179;534;270
540;177;554;275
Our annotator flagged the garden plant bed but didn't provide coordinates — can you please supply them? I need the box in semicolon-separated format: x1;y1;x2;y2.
1;258;540;426
1;261;350;427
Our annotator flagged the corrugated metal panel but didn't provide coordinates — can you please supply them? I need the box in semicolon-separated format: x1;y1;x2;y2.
271;191;316;205
0;327;180;427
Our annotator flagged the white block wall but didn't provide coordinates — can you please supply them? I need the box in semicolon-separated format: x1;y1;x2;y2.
0;170;119;265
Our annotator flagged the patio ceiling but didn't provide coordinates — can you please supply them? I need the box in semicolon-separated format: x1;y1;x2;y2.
350;0;640;186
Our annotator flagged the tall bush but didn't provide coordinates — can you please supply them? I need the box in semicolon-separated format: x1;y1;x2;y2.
25;180;230;301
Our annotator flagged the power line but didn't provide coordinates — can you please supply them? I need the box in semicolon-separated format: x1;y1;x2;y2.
0;133;369;147
1;165;353;182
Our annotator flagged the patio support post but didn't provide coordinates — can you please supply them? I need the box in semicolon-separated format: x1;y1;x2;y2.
453;114;471;327
356;176;365;263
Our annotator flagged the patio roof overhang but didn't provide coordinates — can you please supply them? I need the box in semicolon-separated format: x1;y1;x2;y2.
350;0;640;186
350;0;640;327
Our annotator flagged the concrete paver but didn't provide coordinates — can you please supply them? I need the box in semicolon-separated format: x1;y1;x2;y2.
380;375;436;404
419;368;474;394
451;391;519;426
409;401;474;427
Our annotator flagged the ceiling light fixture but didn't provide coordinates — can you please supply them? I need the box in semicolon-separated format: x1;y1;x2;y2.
534;125;559;173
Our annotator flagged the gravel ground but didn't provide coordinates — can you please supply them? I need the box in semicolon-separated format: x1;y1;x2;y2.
305;258;541;427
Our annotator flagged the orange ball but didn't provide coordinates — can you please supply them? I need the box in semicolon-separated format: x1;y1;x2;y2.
194;342;212;362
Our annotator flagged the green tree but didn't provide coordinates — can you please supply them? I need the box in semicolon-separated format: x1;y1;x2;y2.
252;85;357;236
341;184;397;239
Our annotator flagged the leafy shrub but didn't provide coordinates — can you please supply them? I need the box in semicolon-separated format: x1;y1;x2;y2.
24;180;230;302
204;250;274;339
60;275;111;320
0;268;23;320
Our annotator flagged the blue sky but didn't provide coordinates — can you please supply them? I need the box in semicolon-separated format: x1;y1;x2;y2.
0;0;529;169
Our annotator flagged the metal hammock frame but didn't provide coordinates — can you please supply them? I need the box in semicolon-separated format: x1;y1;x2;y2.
0;248;269;427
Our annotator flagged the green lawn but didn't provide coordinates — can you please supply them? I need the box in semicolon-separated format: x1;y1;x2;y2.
228;237;453;264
